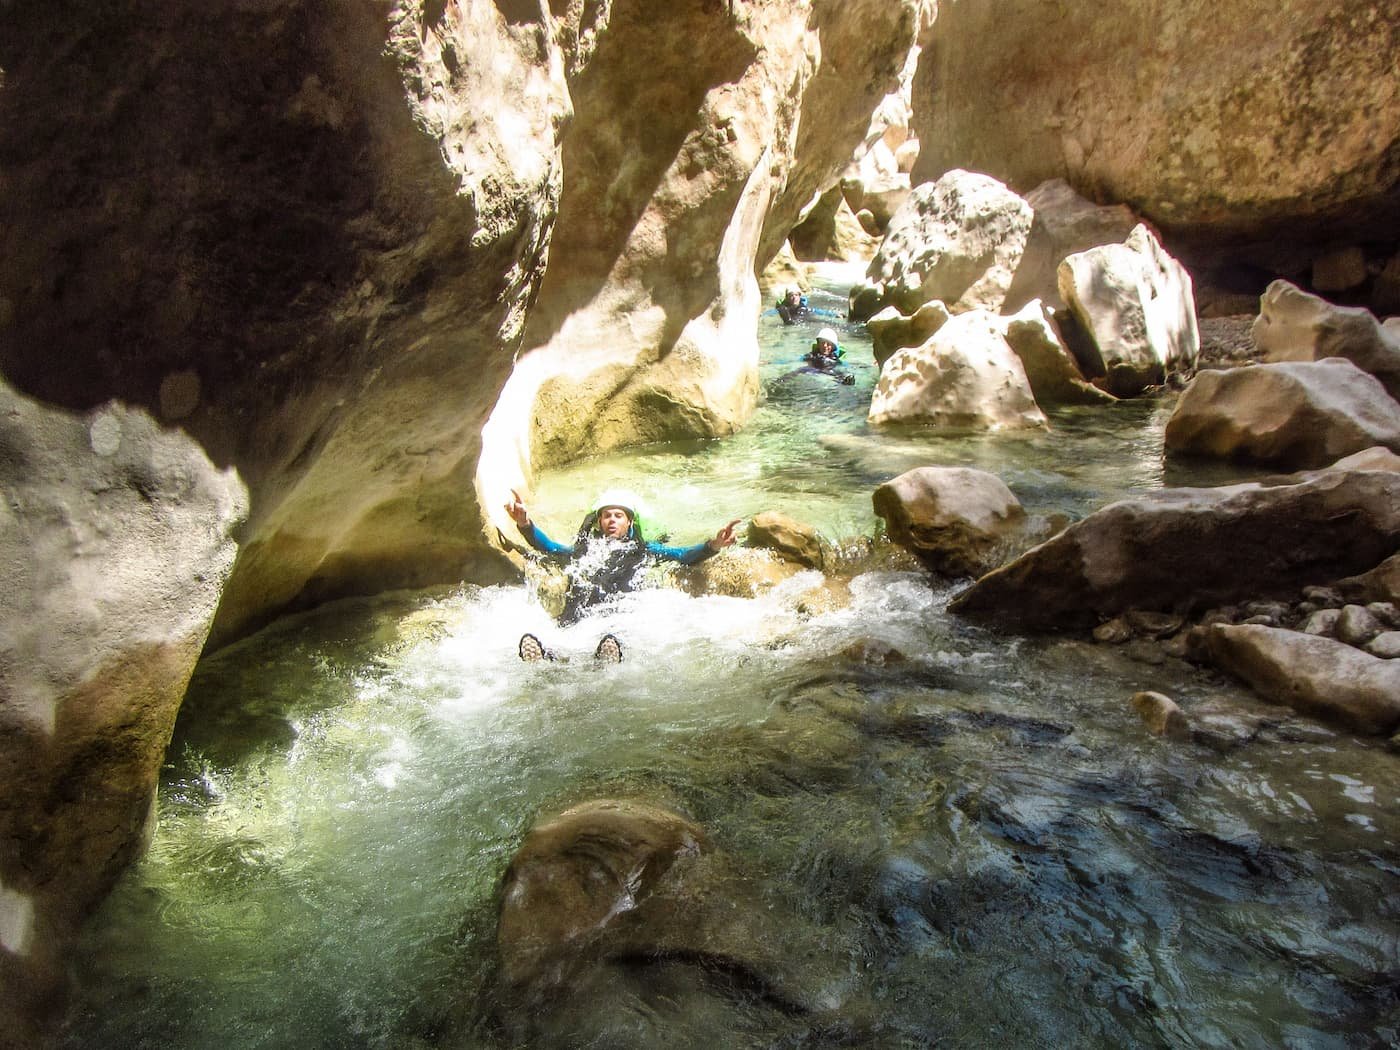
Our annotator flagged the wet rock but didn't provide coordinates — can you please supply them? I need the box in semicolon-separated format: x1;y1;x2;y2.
1335;605;1384;647
1164;359;1400;470
840;639;908;665
746;511;826;570
1194;624;1400;736
951;469;1400;630
678;547;802;599
1302;608;1341;638
868;310;1048;431
1253;280;1400;400
1093;618;1132;644
1131;691;1190;740
1366;632;1400;659
1057;224;1199;397
1124;639;1167;665
873;466;1027;577
498;800;708;990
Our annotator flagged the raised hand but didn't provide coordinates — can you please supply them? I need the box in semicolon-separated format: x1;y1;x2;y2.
709;519;743;550
505;489;531;528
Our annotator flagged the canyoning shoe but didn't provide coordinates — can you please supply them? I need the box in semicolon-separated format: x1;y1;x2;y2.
594;634;623;663
518;633;555;662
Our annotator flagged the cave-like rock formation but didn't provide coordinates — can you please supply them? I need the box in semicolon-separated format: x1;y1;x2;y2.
910;1;1400;284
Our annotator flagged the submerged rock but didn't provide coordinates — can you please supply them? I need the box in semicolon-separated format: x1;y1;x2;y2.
1131;691;1190;740
950;469;1400;629
1164;359;1400;470
746;512;827;570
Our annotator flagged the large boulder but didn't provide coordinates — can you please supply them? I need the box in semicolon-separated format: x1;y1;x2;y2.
868;310;1047;430
1057;224;1199;397
1192;625;1400;736
873;467;1026;576
850;169;1035;321
1252;280;1400;400
0;382;246;1043
1001;300;1118;407
1164;359;1400;469
866;300;950;368
909;2;1400;272
950;468;1400;629
745;511;827;570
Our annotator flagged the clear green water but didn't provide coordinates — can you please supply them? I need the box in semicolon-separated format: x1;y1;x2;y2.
64;276;1400;1049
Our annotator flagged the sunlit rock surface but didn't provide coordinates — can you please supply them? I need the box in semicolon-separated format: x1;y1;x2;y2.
0;381;245;1045
1057;224;1199;397
868;311;1047;430
1253;281;1400;400
1164;359;1400;470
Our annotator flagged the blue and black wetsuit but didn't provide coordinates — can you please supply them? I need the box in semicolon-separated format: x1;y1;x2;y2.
520;514;718;624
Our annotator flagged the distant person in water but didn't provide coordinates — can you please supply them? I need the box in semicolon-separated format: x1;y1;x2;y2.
504;488;741;661
802;327;855;385
776;287;810;325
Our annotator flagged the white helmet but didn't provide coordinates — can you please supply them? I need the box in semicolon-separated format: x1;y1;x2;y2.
593;488;644;519
816;327;839;346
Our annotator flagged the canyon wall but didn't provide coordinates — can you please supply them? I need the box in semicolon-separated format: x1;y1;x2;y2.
911;0;1400;284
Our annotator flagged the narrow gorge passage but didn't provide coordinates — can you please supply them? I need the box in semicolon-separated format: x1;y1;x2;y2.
62;275;1400;1050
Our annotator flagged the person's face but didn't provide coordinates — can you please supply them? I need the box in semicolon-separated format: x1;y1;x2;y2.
816;339;834;355
598;506;631;538
786;291;800;305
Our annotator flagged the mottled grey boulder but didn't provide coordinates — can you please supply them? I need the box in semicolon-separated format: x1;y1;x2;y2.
873;466;1026;577
1253;280;1400;400
1164;359;1400;470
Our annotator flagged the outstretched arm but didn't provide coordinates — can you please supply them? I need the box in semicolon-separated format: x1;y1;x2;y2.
708;519;742;551
504;489;571;557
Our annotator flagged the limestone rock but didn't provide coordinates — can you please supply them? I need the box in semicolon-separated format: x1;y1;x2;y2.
1325;446;1400;473
873;466;1026;577
1335;605;1384;647
497;800;707;990
1366;633;1400;659
758;240;813;301
850;170;1036;321
1057;225;1199;397
867;301;951;368
950;469;1400;629
1024;179;1141;265
789;185;879;263
0;382;246;1032
1131;691;1190;740
1253;280;1400;400
745;512;826;570
1312;246;1368;292
1303;609;1341;638
909;2;1400;268
1194;625;1400;736
1164;359;1400;470
868;311;1048;430
677;547;802;599
1337;553;1400;606
1001;300;1118;407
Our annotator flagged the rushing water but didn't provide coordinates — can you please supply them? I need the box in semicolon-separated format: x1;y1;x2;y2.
64;275;1400;1049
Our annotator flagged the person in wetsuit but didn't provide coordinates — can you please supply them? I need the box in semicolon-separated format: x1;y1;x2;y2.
776;287;810;325
802;327;855;385
504;488;741;660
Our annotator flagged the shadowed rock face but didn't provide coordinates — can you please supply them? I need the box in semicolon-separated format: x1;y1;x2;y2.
910;1;1400;271
0;0;577;644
